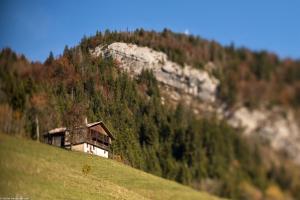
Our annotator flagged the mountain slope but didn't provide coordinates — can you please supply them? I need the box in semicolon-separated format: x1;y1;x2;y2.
0;133;221;200
90;41;300;164
1;29;300;199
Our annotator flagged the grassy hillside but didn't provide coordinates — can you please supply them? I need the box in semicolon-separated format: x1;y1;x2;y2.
0;134;221;200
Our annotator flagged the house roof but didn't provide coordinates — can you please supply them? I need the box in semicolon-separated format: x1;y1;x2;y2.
86;122;100;127
48;127;67;134
46;121;115;140
87;121;115;140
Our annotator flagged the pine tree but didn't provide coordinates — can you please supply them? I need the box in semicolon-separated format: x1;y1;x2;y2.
44;51;54;65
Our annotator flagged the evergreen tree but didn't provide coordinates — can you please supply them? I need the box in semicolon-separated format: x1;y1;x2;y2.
44;51;54;65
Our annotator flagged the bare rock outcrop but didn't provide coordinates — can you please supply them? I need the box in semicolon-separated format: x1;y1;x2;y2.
90;42;219;103
228;107;300;164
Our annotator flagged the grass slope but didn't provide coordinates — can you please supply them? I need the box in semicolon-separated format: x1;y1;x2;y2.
0;134;221;200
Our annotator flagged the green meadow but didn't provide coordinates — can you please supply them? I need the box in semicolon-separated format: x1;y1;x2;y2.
0;134;221;200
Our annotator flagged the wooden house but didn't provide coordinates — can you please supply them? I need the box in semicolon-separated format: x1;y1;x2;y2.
43;120;115;158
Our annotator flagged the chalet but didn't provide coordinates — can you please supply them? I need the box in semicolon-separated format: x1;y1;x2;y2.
43;119;115;158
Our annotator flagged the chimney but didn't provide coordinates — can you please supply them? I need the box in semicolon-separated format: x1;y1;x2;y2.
84;117;88;125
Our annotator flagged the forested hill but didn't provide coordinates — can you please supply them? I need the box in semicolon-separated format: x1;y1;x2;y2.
1;29;300;200
85;28;300;109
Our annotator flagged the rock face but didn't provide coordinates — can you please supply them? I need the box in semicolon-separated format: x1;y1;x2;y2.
91;42;300;164
90;42;219;103
228;107;300;164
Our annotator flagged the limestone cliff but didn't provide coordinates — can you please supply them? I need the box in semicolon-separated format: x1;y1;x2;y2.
228;107;300;164
90;42;219;103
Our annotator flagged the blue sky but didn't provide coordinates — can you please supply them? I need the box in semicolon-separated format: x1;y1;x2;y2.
0;0;299;61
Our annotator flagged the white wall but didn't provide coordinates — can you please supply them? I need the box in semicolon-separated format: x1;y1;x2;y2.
83;143;108;158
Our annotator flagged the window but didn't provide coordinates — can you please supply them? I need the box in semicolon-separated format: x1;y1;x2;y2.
52;135;63;147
